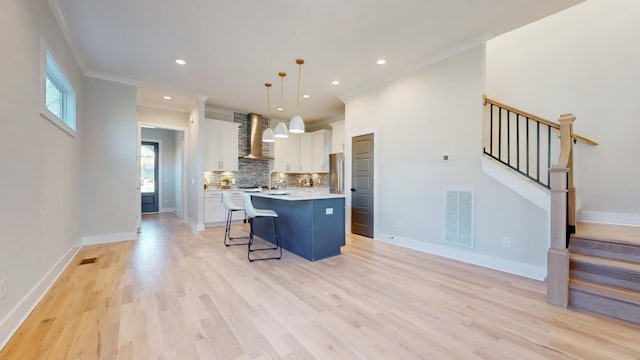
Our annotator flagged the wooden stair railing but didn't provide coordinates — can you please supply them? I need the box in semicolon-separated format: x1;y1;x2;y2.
483;96;598;147
482;96;597;189
482;96;599;308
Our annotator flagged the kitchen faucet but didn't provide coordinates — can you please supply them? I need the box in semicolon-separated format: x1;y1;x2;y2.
269;170;278;190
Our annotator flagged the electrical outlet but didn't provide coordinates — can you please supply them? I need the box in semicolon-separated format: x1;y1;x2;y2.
501;236;511;248
0;278;6;301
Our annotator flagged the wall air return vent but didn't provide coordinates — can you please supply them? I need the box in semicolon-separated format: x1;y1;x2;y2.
444;188;474;248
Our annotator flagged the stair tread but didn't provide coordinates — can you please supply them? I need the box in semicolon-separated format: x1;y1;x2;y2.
575;222;640;246
570;279;640;305
570;253;640;272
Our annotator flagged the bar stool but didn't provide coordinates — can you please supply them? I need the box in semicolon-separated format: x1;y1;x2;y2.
221;192;248;246
242;193;282;262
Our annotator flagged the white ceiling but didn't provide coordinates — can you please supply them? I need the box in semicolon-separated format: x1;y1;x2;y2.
51;0;582;123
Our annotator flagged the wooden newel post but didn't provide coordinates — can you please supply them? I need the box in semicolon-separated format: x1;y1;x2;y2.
558;114;577;237
547;113;575;307
547;165;569;307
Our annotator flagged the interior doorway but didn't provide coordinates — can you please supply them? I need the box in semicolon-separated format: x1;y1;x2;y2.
351;133;374;238
141;141;159;212
137;125;187;231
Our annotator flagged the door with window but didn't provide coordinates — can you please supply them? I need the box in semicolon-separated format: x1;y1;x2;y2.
351;133;374;237
141;141;159;213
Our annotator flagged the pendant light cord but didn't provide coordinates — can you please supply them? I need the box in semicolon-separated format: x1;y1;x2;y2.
265;82;272;128
295;59;304;115
279;72;286;122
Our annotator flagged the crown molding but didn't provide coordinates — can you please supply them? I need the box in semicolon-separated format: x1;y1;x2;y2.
46;0;89;74
137;102;188;114
84;70;138;86
204;105;235;115
307;113;346;131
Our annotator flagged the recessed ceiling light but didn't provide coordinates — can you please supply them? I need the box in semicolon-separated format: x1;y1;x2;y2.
302;94;310;99
175;59;186;65
376;59;387;65
276;107;284;111
331;80;340;86
163;96;172;100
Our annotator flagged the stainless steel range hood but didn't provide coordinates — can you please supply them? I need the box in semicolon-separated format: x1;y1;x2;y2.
243;113;274;160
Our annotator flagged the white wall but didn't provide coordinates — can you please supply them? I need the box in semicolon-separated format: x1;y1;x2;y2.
344;46;549;279
141;127;178;211
174;131;185;217
80;77;138;243
486;0;640;225
0;0;83;348
138;106;188;129
187;99;206;230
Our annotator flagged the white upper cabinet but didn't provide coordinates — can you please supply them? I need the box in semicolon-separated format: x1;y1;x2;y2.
330;120;345;154
274;130;331;173
311;129;332;172
274;134;301;172
299;133;313;172
203;119;239;171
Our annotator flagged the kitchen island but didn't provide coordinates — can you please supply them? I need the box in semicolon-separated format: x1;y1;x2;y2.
249;189;346;261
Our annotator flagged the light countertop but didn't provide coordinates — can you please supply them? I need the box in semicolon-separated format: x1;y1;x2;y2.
247;188;345;201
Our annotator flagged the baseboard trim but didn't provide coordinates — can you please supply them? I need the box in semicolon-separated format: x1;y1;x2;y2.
0;240;82;351
82;232;137;246
159;207;176;213
187;217;205;232
376;232;546;280
578;210;640;227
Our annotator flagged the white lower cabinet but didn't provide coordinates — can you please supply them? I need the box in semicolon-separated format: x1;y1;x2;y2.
204;192;225;223
204;191;246;225
228;192;246;222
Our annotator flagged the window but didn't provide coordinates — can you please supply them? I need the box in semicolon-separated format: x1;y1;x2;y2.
40;36;76;136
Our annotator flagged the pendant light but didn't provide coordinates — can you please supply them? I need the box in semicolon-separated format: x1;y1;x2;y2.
274;71;289;138
289;58;305;134
262;82;275;143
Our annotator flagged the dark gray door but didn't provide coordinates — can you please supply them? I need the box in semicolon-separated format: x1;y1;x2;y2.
351;134;374;238
141;141;159;213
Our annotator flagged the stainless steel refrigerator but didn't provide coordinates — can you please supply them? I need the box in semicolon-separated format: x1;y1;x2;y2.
329;153;345;194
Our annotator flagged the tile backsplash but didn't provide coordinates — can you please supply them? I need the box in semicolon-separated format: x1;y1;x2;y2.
205;170;329;189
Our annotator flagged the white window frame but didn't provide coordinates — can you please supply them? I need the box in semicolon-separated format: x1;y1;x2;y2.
40;36;76;137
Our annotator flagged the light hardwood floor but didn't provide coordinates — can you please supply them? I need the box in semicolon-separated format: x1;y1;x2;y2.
2;213;640;359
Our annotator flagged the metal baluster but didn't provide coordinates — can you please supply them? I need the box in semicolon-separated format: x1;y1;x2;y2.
506;110;511;165
547;125;552;186
498;108;502;161
516;114;520;171
536;122;541;182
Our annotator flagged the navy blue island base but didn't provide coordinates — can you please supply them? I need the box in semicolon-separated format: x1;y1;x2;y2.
250;194;346;261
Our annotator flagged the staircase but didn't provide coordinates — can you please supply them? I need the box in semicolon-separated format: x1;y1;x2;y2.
481;96;640;325
568;222;640;323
